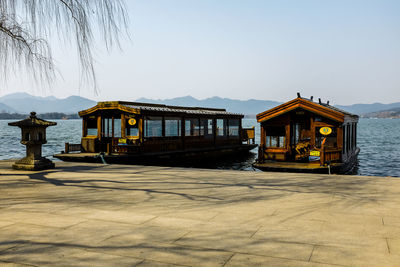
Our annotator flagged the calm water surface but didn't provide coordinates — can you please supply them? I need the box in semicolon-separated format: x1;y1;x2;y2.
0;118;399;177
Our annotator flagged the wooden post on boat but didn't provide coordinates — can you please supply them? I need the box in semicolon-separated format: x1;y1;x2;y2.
65;142;70;154
107;143;112;155
320;144;325;166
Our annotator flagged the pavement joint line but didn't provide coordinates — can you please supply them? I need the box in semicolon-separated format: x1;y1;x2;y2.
59;220;90;230
230;252;322;266
0;243;24;253
1;221;64;231
221;252;235;267
78;216;157;226
0;260;36;267
135;258;190;267
170;239;316;262
310;259;348;267
270;208;278;216
385;238;390;254
206;212;221;222
134;259;146;266
138;215;159;225
96;233;132;245
0;222;16;230
172;230;192;244
308;244;316;262
249;225;262;238
76;247;148;263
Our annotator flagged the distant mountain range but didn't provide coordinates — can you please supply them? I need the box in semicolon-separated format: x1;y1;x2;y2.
0;92;399;116
335;102;400;115
0;93;96;114
362;107;400;119
136;96;281;115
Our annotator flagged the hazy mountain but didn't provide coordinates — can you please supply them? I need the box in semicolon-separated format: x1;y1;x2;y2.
1;92;399;116
336;102;400;115
136;96;281;115
136;96;400;116
362;107;400;118
0;93;96;114
0;102;16;113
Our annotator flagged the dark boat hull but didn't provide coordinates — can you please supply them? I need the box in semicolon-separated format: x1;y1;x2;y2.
54;144;257;167
253;148;360;174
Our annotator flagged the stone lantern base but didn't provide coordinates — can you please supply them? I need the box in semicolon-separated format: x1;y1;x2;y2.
12;157;55;171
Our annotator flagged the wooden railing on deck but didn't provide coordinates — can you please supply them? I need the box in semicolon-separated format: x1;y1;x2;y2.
320;148;341;165
242;127;255;144
64;143;82;153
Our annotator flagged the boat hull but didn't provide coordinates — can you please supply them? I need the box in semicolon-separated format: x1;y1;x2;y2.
253;148;359;174
54;144;257;167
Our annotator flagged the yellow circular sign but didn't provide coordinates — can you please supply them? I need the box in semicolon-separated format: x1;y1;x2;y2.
128;118;136;126
319;127;332;135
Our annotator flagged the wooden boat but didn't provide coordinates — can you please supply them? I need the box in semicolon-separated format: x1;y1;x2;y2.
253;94;360;174
54;101;256;165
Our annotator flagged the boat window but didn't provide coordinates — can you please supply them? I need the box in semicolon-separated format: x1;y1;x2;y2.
114;118;121;138
165;117;181;137
87;116;97;136
199;119;206;136
201;119;213;138
102;117;112;137
315;127;337;148
208;119;213;136
125;117;139;137
228;119;239;137
266;126;285;148
185;118;200;136
216;119;225;136
145;116;162;137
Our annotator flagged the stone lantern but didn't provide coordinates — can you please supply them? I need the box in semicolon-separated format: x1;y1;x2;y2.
8;112;57;170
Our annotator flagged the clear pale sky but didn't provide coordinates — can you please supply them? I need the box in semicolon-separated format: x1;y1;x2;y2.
1;0;400;105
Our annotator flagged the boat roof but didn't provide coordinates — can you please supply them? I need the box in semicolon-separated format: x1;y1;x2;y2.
79;101;243;117
257;96;359;123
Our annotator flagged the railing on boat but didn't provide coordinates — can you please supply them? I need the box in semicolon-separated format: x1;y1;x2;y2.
242;127;255;144
64;143;82;153
320;148;341;165
259;146;342;166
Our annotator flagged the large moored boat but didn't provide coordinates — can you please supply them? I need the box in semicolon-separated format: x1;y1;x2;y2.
253;94;360;174
54;101;256;165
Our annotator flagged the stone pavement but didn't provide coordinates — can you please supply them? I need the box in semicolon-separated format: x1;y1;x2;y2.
0;159;399;266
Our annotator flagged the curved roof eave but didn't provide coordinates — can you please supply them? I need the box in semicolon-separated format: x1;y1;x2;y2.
78;104;140;117
257;98;345;123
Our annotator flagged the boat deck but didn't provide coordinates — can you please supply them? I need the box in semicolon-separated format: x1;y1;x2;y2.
253;160;343;174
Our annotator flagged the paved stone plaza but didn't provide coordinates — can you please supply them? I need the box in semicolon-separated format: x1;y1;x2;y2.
0;160;399;266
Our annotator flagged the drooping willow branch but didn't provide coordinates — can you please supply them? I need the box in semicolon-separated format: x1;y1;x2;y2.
0;0;129;93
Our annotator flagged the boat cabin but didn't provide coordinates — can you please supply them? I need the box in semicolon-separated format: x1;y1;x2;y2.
62;101;255;159
255;94;359;173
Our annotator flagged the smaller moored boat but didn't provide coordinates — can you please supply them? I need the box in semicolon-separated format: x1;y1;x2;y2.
253;93;359;174
54;101;256;165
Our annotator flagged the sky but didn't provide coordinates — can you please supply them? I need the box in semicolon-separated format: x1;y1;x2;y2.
1;0;400;105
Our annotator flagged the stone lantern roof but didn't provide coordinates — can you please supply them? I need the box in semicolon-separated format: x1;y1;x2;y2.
8;112;57;127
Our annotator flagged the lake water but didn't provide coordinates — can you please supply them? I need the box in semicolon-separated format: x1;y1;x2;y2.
1;118;399;177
